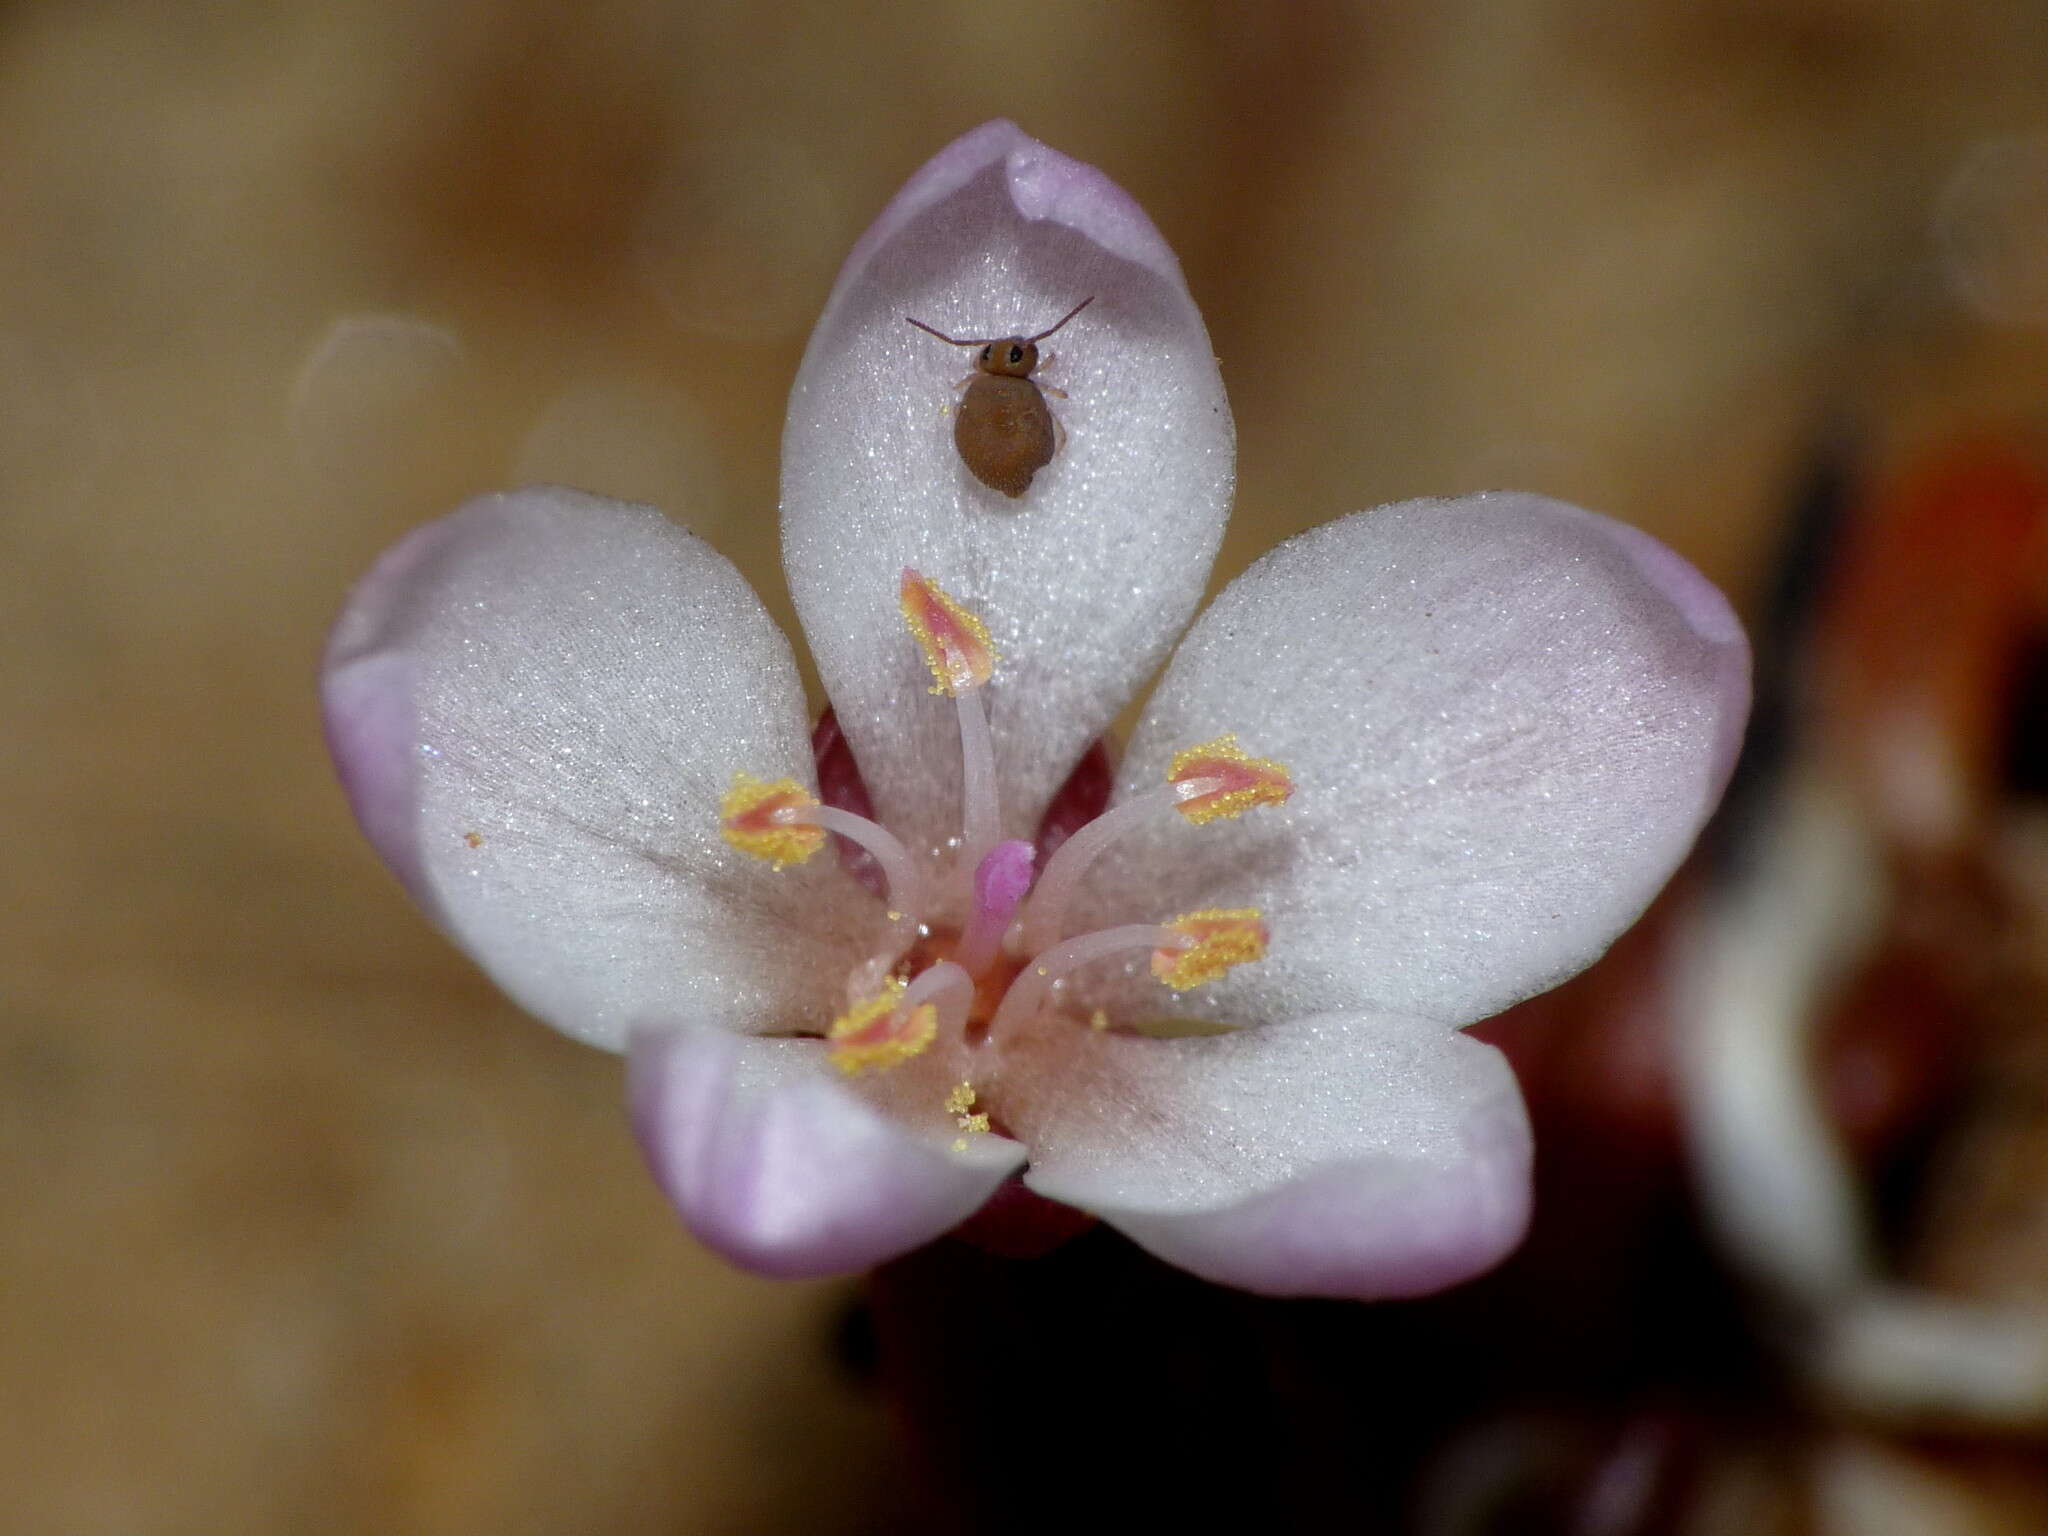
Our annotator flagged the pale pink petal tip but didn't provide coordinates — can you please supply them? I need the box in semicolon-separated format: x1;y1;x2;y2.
1110;1109;1533;1300
843;119;1180;290
321;651;426;905
320;514;465;913
1591;511;1753;791
628;1028;1024;1279
1008;1014;1534;1299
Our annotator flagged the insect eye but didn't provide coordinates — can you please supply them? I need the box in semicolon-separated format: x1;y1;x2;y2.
979;345;991;362
1008;346;1024;365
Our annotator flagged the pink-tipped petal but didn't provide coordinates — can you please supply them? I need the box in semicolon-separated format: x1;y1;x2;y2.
782;121;1232;864
1000;1012;1532;1298
320;486;878;1051
630;1027;1025;1279
323;646;436;914
1072;493;1750;1031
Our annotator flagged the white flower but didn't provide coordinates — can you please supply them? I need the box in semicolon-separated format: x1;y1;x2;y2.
323;121;1748;1297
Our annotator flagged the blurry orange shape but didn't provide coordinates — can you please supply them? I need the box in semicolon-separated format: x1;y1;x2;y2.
1818;439;2048;854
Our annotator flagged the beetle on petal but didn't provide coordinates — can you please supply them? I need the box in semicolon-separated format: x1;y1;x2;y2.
906;296;1092;498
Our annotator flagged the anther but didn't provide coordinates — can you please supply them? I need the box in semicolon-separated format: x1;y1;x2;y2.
1168;735;1294;825
1152;908;1269;990
900;569;996;696
827;962;972;1077
828;979;934;1076
720;772;926;927
720;774;827;869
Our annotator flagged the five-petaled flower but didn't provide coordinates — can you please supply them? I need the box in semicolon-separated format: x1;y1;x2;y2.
321;121;1749;1298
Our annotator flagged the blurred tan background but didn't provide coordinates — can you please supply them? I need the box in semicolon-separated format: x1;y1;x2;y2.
5;1;2047;1530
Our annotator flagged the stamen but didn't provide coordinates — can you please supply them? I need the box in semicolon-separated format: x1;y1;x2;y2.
987;907;1264;1039
898;570;1005;877
900;569;996;696
721;773;924;926
1017;734;1292;955
720;774;827;869
953;840;1035;977
828;962;972;1077
1152;908;1269;990
1168;735;1294;825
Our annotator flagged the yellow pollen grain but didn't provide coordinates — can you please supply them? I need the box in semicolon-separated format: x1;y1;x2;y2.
945;1081;991;1152
1153;907;1269;991
828;981;937;1076
1168;734;1295;826
899;569;996;696
719;772;826;869
463;830;484;849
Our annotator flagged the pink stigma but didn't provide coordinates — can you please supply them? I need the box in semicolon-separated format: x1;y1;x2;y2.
955;839;1036;977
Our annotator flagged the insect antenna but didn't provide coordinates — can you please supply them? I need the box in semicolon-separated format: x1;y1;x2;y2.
905;297;1096;349
904;316;1000;347
1028;296;1094;342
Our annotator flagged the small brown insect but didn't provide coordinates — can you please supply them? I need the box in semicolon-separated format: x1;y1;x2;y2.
905;296;1093;498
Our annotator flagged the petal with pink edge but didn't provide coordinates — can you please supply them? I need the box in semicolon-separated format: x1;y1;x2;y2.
999;1012;1531;1298
630;1027;1026;1278
782;120;1232;863
1070;493;1749;1030
321;486;880;1051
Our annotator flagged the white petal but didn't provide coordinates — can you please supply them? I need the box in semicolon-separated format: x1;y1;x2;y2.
322;486;880;1051
781;120;1231;862
1000;1013;1531;1298
630;1027;1025;1279
1074;493;1749;1028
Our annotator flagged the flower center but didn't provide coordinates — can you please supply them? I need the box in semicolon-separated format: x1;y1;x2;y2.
901;929;1023;1047
718;571;1294;1090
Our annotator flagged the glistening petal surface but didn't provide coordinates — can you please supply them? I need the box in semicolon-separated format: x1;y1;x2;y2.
1073;493;1749;1029
782;120;1232;866
999;1013;1531;1298
321;486;877;1051
630;1027;1025;1278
